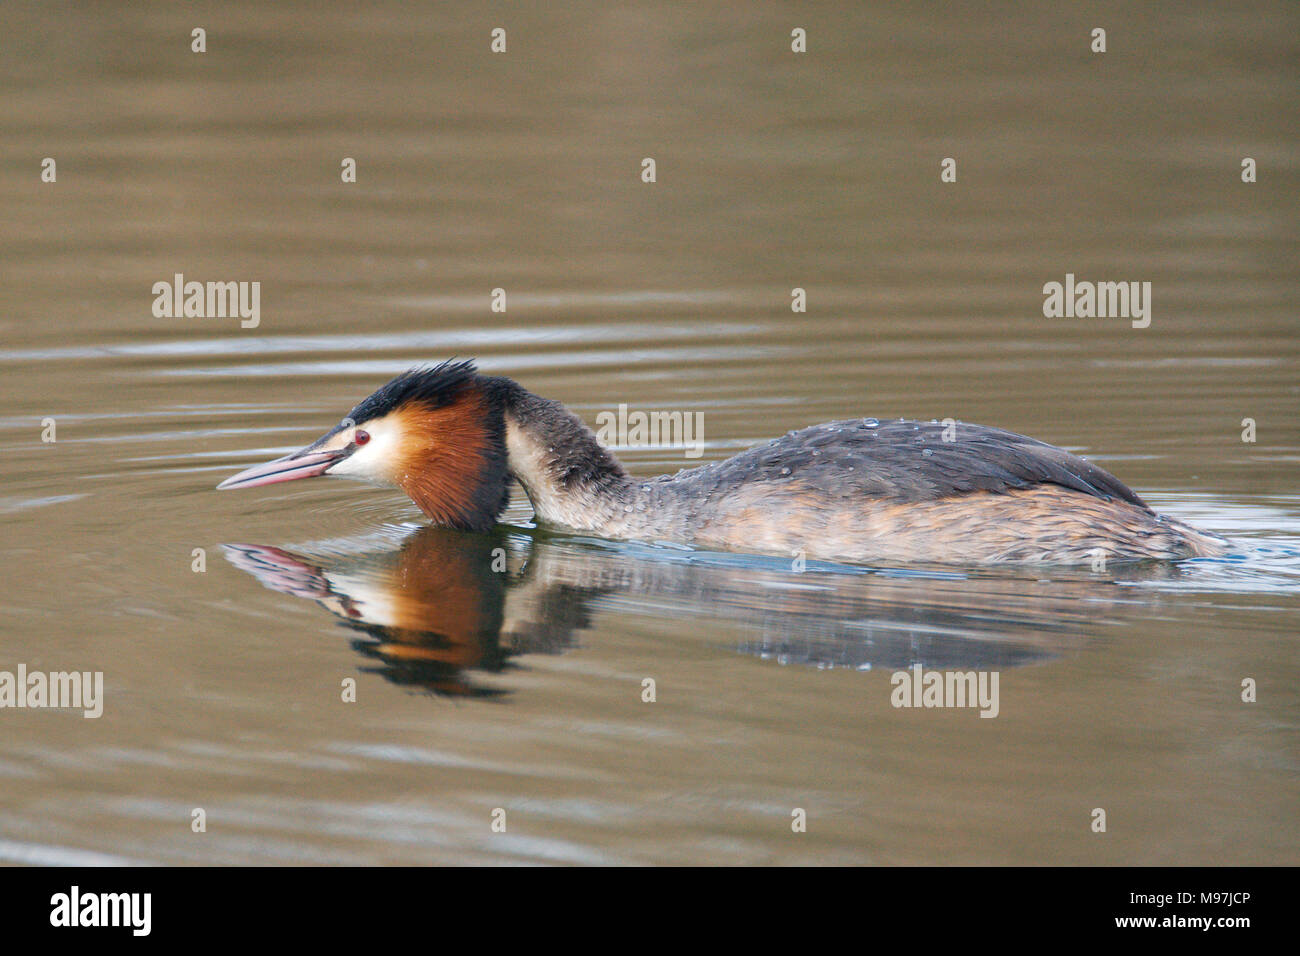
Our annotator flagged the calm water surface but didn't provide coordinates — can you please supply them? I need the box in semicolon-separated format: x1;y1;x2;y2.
1;3;1297;864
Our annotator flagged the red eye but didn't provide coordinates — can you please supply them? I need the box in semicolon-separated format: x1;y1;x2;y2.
354;429;370;446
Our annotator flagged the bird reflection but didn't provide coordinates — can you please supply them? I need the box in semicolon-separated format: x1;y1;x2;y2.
224;525;1172;698
226;530;520;697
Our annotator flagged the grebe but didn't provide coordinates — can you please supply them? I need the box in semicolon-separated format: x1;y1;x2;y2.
217;360;1227;565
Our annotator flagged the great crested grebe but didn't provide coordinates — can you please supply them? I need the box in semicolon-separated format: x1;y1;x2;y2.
217;360;1228;566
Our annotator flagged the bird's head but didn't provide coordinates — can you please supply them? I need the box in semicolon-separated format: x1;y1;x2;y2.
217;360;510;530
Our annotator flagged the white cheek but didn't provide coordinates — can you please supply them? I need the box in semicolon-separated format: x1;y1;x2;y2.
327;425;400;485
325;572;400;627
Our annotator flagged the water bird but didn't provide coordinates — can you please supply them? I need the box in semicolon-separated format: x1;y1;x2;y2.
217;360;1227;565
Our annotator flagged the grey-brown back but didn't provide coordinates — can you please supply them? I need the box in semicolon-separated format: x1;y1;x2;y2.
652;419;1150;510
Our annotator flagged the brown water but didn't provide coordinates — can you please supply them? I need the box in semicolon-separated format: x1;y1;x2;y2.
1;2;1297;865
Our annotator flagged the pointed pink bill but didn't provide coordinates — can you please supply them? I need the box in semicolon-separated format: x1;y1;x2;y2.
221;543;332;598
216;449;344;490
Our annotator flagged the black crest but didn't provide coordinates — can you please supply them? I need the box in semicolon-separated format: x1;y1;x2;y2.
346;360;479;424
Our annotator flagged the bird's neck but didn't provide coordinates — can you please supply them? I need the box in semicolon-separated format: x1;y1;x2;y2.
481;377;638;531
